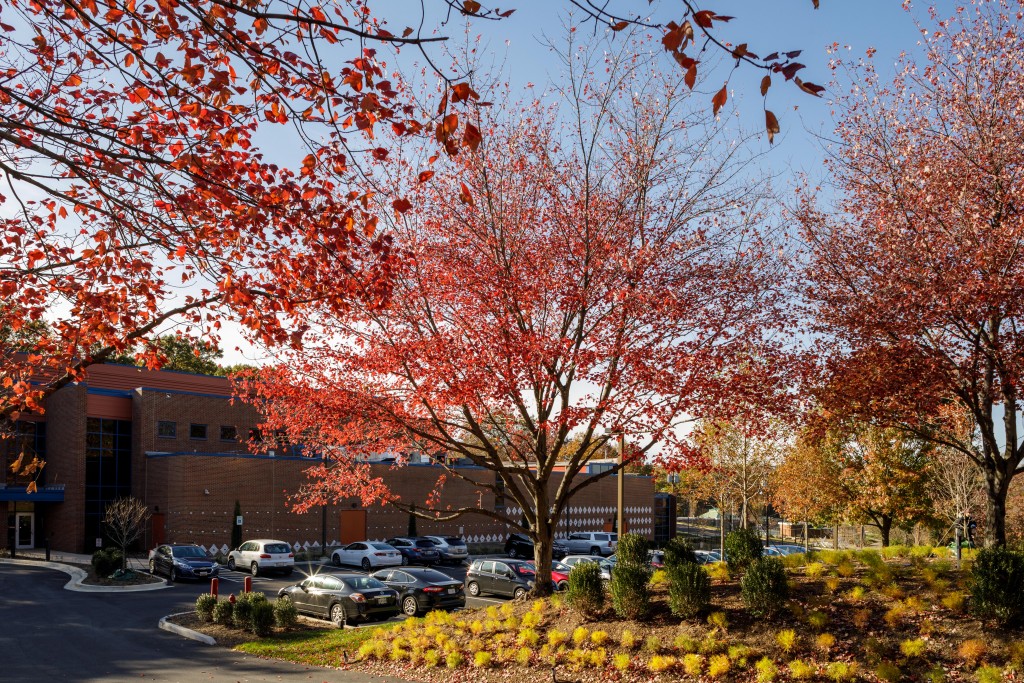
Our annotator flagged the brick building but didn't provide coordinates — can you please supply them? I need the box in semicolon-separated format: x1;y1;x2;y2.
2;364;656;555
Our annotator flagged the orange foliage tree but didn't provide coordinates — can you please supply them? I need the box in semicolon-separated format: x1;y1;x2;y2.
245;36;792;593
800;0;1024;546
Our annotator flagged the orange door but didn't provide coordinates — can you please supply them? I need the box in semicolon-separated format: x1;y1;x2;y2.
339;510;367;545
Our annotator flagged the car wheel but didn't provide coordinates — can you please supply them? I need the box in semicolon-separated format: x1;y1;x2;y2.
250;562;260;577
148;559;156;575
330;603;347;628
513;587;527;600
590;546;601;556
557;581;568;592
467;581;480;597
169;567;177;583
401;555;409;566
402;596;419;616
361;558;371;572
226;558;236;571
332;553;341;567
283;568;294;577
508;547;518;559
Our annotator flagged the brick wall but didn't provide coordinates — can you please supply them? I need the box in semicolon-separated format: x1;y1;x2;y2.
43;384;87;552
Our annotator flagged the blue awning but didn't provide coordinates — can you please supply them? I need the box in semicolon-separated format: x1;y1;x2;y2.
0;484;65;502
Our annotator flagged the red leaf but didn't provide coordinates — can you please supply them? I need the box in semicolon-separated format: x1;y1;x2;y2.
765;110;780;144
685;64;697;90
418;170;435;183
462;0;481;14
760;75;771;97
459;182;474;206
712;85;728;115
463;123;482;151
693;10;715;28
392;198;412;213
611;21;629;31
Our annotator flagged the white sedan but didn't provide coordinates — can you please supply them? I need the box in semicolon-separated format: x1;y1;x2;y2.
331;541;403;571
226;539;295;576
561;554;613;580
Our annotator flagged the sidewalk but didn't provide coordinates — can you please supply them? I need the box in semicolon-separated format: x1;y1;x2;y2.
0;549;167;592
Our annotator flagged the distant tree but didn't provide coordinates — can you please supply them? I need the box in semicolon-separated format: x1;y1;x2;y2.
771;433;846;549
103;497;151;572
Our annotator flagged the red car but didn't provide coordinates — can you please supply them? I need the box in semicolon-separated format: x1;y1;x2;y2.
526;561;572;591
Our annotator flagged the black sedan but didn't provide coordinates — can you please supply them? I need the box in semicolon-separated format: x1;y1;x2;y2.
278;573;399;627
371;567;465;616
148;544;220;582
504;533;569;560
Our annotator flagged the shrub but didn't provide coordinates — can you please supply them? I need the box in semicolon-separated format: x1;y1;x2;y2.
571;626;589;646
273;596;298;628
446;651;465;669
725;528;763;572
852;608;871;629
1007;641;1024;671
807;610;829;630
683;653;705;676
212;599;234;625
926;666;947;683
876;662;902;683
668;562;711;619
815;633;836;653
195;593;217;623
649;655;677;673
847;585;867;601
741;557;789;617
617;533;650;565
805;562;827;578
855;550;884;568
610;562;651;620
708;654;731;678
620;629;638;649
707;610;729;632
826;661;858;682
976;666;1004;683
756;657;779;683
233;591;268;631
706;561;731;582
515;647;532;666
789;659;816;680
249;599;275;636
565;562;604;617
943;591;967;611
613;653;631;671
91;548;124;577
776;629;798;654
518;628;540;647
589;630;609;646
474;651;492;668
650;569;669;587
900;638;927;659
782;552;807;569
836;561;856;578
663;536;698;568
547;629;568;648
825;576;841;593
674;634;699;653
644;635;662;653
728;644;752;666
971;547;1024;626
882;545;910;560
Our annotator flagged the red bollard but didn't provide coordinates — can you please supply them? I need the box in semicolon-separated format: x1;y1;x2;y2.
228;593;236;604
243;575;252;593
210;577;219;598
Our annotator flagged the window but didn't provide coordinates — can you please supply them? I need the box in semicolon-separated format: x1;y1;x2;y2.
189;424;207;440
156;421;176;439
219;425;237;441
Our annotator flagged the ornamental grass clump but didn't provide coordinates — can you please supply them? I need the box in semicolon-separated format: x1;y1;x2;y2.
976;666;1004;683
683;653;705;676
959;639;989;667
876;662;902;683
815;633;836;654
826;661;858;682
789;659;816;680
776;629;798;654
708;654;731;678
620;629;638;649
900;638;927;659
756;657;779;683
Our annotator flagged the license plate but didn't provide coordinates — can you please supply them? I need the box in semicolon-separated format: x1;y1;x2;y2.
447;588;455;594
376;596;389;604
197;571;207;576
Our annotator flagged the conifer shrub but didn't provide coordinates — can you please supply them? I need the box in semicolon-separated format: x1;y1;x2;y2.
725;528;763;572
273;595;298;628
668;561;711;619
91;548;124;577
565;561;604;617
741;557;789;617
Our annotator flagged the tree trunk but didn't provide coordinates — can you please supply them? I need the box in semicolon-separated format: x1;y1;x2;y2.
532;521;555;596
878;517;892;548
803;518;809;552
740;498;748;529
983;466;1012;547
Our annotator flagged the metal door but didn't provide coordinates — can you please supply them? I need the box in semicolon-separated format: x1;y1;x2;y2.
15;513;34;548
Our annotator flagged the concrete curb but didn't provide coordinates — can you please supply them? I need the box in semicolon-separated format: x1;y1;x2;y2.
159;612;216;645
0;557;169;592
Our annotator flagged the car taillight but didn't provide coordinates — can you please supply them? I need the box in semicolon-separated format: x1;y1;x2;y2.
288;553;294;558
375;552;387;556
350;593;366;603
422;586;445;593
260;554;271;559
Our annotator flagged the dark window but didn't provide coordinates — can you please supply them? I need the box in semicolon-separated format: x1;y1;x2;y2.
84;418;131;549
189;424;207;440
157;421;176;439
219;425;238;441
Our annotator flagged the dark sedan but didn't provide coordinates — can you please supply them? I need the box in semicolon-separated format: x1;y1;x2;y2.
371;567;465;616
148;544;220;582
278;573;400;627
504;533;569;560
386;537;441;566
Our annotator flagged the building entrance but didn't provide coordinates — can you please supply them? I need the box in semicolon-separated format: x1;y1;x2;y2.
15;512;34;548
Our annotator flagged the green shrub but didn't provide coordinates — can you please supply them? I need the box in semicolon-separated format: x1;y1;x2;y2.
91;548;124;577
250;599;275;636
274;595;299;628
741;557;789;617
668;562;711;619
971;547;1024;626
610;563;651;620
233;591;269;630
725;528;763;572
212;599;234;625
195;593;217;623
616;533;650;567
566;561;604;616
663;537;698;569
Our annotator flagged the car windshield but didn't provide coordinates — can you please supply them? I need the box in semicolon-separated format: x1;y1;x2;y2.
370;543;394;551
344;576;387;590
553;562;570;572
172;546;208;559
410;569;451;582
265;543;291;554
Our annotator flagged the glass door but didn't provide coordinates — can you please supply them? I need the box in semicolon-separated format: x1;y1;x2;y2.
15;512;34;548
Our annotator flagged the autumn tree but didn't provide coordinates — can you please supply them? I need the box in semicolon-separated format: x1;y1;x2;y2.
771;433;845;550
800;0;1024;545
245;33;790;594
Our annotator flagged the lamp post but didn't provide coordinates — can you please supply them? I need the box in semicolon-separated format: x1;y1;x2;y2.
617;431;625;537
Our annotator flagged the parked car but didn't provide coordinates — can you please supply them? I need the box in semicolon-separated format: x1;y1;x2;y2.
226;539;295;576
148;543;220;582
504;533;569;560
772;544;809;556
371;567;465;616
278;572;399;626
561;554;613;580
331;541;403;571
525;561;572;591
465;558;535;599
422;535;470;565
763;546;786;557
386;537;441;566
694;550;722;565
648;550;666;568
562;532;617;556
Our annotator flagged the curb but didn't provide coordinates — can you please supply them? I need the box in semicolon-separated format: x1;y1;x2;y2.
0;557;170;592
159;612;216;645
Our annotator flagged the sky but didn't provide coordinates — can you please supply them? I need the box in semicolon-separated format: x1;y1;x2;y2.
220;0;959;365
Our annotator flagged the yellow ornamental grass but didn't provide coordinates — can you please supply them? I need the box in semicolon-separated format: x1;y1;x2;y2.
847;585;867;601
919;619;937;638
708;610;729;632
903;596;927;613
572;627;590;646
613;653;632;671
926;667;947;683
470;620;484;635
424;649;442;667
675;634;700;653
852;608;872;629
547;629;568;648
502;616;519;631
588;648;607;668
649;655;677;673
884;605;907;628
901;638;927;658
826;661;858;682
651;569;669;587
728;644;753;666
531;599;546;613
836;561;856;578
789;659;816;680
683;653;705;676
876;662;902;683
975;666;1003;683
1007;641;1024;670
590;630;609;647
825;577;842;593
807;611;829;630
372;640;389;659
706;562;731;582
518;628;540;647
942;592;967;612
815;633;836;654
959;639;989;668
644;635;663;654
515;647;532;666
486;606;500;620
620;629;639;650
881;583;905;600
446;651;465;669
776;629;798;654
806;562;827;578
474;651;492;668
500;602;515;618
468;638;485;654
756;657;779;683
708;654;732;678
521;611;541;629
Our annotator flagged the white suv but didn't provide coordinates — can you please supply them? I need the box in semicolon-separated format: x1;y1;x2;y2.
227;539;295;576
562;532;617;556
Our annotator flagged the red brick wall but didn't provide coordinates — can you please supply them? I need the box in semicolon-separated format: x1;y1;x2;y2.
43;384;87;552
